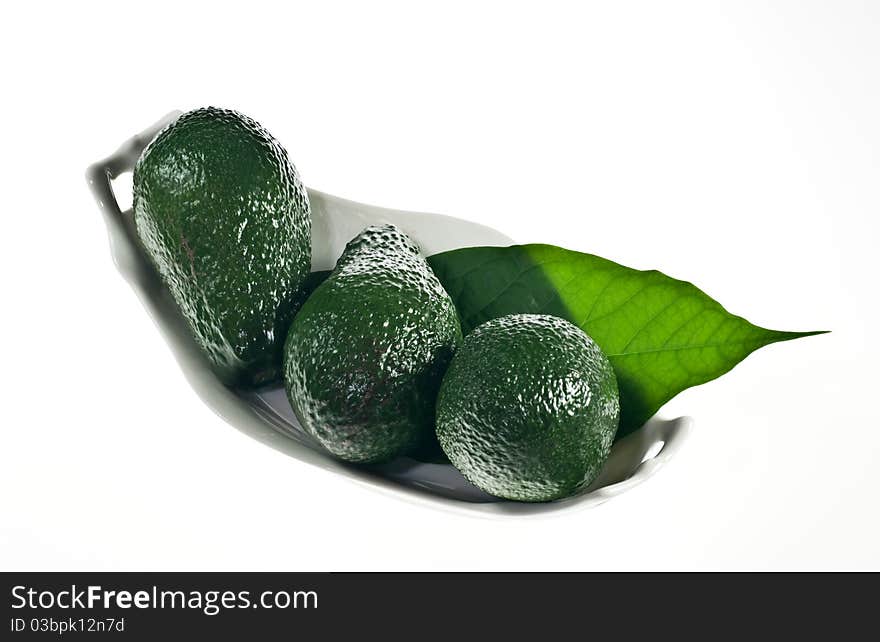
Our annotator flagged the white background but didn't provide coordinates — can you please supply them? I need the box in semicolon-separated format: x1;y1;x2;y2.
1;1;877;570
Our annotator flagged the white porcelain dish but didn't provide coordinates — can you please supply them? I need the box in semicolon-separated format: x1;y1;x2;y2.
86;112;691;516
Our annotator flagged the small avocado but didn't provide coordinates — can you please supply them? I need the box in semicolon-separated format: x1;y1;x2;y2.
436;314;619;502
284;225;462;464
134;107;311;387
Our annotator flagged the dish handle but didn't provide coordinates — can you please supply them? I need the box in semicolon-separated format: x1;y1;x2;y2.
84;111;182;279
85;111;182;219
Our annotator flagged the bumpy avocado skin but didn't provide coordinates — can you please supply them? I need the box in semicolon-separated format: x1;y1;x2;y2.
436;314;619;502
133;107;311;387
284;225;462;464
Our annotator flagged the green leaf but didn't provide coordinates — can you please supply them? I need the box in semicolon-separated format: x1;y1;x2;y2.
427;244;825;437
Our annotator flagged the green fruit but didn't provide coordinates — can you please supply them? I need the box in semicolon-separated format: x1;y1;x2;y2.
436;314;619;502
284;225;462;464
134;107;311;387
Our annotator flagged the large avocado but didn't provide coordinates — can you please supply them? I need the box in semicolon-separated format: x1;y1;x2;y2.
436;314;619;502
133;107;311;387
284;225;462;464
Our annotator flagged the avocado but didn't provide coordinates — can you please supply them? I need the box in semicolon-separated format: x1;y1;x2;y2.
284;225;462;464
436;314;619;502
133;107;311;387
